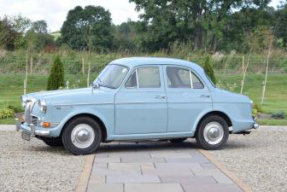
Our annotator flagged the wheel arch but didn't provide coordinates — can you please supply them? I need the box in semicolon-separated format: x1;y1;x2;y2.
60;113;107;142
195;111;232;135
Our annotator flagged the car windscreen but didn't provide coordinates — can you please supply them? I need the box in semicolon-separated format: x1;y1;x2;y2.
95;64;129;89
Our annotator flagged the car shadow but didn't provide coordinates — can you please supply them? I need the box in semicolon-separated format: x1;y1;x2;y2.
97;139;199;154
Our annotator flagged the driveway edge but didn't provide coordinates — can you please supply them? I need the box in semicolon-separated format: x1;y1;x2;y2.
75;154;95;192
199;149;253;192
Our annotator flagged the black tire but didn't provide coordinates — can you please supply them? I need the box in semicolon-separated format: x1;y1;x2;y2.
62;116;102;155
169;138;187;143
42;137;63;147
195;115;229;150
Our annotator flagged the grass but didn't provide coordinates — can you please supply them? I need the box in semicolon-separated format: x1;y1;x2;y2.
216;73;287;115
0;72;286;125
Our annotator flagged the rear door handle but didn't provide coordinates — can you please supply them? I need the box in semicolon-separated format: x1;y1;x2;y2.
200;94;210;98
155;95;166;100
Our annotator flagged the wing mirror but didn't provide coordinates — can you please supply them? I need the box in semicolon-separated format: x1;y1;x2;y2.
92;82;100;89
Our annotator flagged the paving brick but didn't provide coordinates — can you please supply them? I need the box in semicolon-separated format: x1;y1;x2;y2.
92;163;108;169
200;162;217;169
108;163;155;169
95;153;109;158
89;175;106;184
191;167;234;184
92;168;141;176
142;167;193;176
94;157;121;163
87;183;123;192
160;175;217;184
121;157;165;163
181;183;243;192
155;162;202;170
151;152;192;158
165;157;209;163
125;184;184;192
107;174;161;183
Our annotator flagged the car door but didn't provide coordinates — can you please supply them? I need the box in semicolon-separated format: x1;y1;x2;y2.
164;65;212;133
115;65;168;135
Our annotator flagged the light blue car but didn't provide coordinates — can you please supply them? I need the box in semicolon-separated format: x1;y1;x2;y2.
16;57;259;155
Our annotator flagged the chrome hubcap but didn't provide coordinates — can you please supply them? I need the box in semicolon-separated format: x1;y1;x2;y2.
203;122;224;145
71;124;95;149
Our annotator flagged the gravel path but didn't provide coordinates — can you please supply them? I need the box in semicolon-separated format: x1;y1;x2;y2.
208;128;287;192
0;131;86;192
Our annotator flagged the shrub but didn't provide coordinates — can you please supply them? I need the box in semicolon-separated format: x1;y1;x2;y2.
47;55;65;90
7;105;23;113
204;56;216;85
0;108;15;119
253;104;263;113
271;111;285;119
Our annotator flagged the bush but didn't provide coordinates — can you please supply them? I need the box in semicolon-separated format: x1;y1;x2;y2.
204;56;216;85
253;103;263;113
47;55;65;90
271;111;285;119
7;105;23;113
0;108;15;119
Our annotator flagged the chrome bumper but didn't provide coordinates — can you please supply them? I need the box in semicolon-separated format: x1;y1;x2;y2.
16;119;50;141
253;123;259;129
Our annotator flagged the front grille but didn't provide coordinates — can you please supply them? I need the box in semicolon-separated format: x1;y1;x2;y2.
24;99;36;124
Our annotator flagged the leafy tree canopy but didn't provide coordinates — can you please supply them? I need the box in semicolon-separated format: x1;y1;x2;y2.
130;0;271;52
61;5;113;51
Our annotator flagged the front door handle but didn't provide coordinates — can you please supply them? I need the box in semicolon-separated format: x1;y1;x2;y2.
155;95;166;100
200;94;210;98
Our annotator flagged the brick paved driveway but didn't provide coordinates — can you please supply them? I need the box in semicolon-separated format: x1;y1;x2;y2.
87;140;243;192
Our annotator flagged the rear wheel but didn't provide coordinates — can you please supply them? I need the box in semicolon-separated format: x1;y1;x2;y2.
196;115;229;150
62;116;102;155
169;138;187;143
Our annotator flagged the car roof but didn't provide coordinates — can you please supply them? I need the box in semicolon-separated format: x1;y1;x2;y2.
109;57;204;72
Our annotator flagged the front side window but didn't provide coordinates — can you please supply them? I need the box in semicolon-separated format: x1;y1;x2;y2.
95;64;128;89
125;66;161;88
166;67;204;89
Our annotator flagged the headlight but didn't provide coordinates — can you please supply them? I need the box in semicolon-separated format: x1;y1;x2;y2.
38;99;47;113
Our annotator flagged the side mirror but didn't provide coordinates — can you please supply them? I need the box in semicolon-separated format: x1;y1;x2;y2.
92;82;100;89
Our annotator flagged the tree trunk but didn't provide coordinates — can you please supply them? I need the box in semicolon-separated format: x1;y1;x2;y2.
24;52;29;95
211;34;218;53
194;24;203;51
261;36;273;105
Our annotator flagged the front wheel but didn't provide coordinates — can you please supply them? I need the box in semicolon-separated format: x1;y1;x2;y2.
195;115;229;150
62;117;102;155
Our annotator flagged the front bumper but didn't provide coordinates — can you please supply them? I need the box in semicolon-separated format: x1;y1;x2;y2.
16;119;51;141
253;123;259;129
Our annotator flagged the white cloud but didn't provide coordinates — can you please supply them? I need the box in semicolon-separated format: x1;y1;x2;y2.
0;0;282;32
0;0;140;32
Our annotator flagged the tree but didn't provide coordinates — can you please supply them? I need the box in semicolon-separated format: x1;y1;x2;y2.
130;0;271;52
275;3;287;48
30;20;48;34
61;5;112;51
0;17;20;50
47;56;65;90
112;19;140;52
204;56;216;85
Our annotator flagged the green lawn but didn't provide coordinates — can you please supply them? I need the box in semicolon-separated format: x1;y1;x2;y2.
216;73;287;115
0;73;286;125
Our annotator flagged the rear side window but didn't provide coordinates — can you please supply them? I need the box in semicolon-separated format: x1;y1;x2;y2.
125;66;161;88
166;67;204;89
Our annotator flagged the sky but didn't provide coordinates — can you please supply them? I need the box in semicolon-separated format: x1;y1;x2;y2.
0;0;283;32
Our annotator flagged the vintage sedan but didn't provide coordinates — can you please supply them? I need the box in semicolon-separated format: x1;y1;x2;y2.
16;57;258;155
